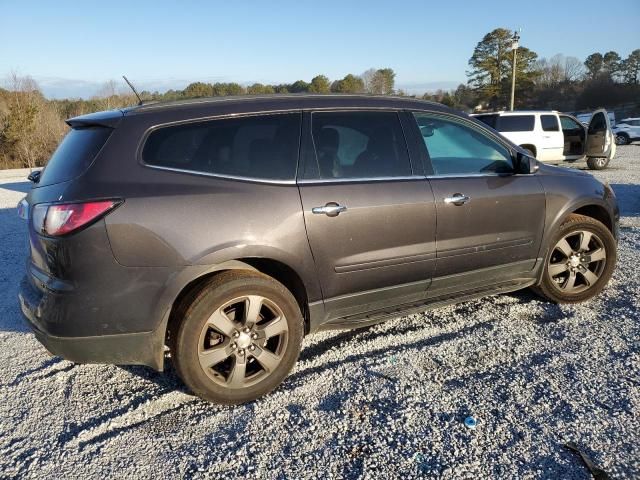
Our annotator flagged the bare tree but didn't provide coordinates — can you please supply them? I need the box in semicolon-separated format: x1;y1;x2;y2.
0;72;66;169
361;68;377;93
563;56;584;82
95;79;119;109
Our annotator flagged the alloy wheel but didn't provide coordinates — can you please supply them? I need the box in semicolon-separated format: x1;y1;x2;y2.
547;230;607;294
197;295;289;388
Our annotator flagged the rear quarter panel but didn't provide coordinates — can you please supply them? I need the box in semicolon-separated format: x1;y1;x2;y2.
65;111;322;308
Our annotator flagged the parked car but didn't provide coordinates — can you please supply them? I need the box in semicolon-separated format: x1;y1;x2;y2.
18;95;619;404
613;117;640;145
471;110;616;170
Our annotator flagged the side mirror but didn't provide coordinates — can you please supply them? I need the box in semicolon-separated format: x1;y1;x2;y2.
515;152;539;174
27;170;41;183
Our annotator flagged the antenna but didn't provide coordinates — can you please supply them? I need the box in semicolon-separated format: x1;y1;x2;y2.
122;75;143;105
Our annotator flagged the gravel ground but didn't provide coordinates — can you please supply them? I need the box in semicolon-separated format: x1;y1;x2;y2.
1;147;639;479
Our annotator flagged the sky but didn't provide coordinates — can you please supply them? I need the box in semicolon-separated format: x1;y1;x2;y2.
1;0;639;99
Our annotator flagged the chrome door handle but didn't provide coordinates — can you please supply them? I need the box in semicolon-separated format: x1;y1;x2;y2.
312;202;347;217
444;193;470;206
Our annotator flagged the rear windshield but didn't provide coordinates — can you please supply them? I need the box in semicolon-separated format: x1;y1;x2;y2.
38;127;112;187
496;115;535;132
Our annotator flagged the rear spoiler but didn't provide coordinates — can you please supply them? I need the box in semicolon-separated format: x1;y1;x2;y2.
66;109;125;129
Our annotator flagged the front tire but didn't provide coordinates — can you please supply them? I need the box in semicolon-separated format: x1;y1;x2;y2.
532;214;616;303
170;271;304;404
587;157;610;170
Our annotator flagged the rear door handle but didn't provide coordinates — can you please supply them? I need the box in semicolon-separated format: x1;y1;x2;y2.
444;193;470;206
312;202;347;217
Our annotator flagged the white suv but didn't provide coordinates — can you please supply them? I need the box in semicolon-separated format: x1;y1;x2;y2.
613;118;640;145
472;109;616;170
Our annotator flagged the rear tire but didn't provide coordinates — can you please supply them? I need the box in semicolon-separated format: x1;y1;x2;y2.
586;157;610;170
532;214;616;304
170;270;304;404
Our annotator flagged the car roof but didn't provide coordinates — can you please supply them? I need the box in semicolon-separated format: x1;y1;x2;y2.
127;93;449;114
619;117;639;122
67;94;458;126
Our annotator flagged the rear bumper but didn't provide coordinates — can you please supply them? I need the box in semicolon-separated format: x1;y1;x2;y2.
18;275;165;370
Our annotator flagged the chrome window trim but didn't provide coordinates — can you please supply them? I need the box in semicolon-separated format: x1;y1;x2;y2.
297;175;425;185
425;172;515;179
144;164;297;185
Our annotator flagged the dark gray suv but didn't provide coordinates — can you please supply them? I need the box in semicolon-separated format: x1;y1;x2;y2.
18;95;619;404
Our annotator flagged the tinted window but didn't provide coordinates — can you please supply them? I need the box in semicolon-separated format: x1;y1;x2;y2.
311;111;411;179
143;113;301;180
413;113;513;175
496;115;535;132
38;127;112;187
560;116;582;130
588;112;607;133
474;114;498;129
541;115;559;132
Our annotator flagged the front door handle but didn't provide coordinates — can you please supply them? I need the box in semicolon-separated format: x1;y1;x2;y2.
444;193;470;206
312;202;347;217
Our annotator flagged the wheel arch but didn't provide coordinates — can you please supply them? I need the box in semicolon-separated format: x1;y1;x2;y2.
165;258;313;350
572;204;614;233
538;198;615;270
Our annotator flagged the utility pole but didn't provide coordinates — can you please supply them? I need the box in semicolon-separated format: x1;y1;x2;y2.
510;30;520;111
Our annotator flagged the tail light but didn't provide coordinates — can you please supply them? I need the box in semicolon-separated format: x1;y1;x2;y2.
32;200;121;237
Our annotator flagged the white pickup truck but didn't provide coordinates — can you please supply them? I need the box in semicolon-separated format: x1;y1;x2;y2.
471;109;616;170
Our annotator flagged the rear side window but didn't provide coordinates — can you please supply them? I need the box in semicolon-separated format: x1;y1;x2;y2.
473;114;498;129
143;113;301;181
496;115;535;132
38;127;112;187
541;115;559;132
310;111;411;179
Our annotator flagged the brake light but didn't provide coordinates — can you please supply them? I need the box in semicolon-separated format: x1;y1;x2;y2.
32;200;120;237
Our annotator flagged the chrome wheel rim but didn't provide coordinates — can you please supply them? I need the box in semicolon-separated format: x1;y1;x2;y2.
197;295;288;388
548;230;607;294
615;135;626;145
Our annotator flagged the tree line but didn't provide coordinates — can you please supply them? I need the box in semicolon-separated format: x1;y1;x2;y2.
1;29;638;170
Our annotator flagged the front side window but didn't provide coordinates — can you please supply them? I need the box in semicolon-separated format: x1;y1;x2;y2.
541;115;559;132
310;111;411;179
496;115;535;132
413;113;513;176
142;113;301;181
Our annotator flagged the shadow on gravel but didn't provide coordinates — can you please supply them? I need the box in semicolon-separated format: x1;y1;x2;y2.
0;206;30;333
0;181;31;194
611;183;640;218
